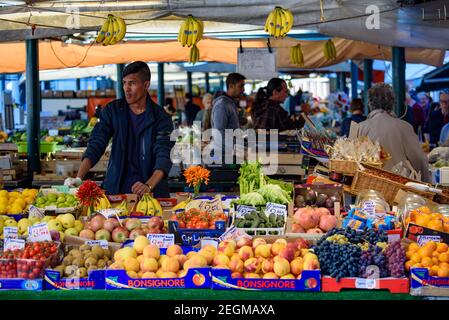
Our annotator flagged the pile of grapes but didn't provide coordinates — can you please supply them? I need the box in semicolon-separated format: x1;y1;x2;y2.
313;228;405;281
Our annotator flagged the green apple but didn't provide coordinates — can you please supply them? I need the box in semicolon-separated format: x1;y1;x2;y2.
48;219;63;232
17;218;32;234
29;216;40;225
64;227;78;236
74;220;83;233
41;216;55;223
36;197;45;205
57;196;66;204
66;195;75;203
60;213;75;229
47;193;57;202
4;219;17;227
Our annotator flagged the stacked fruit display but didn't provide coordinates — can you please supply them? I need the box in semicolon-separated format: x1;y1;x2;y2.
211;237;318;279
313;228;405;281
169;208;227;229
0;189;38;215
403;206;449;233
50;244;113;278
292;207;338;234
109;236;212;279
405;241;449;277
34;192;79;209
79;215;166;243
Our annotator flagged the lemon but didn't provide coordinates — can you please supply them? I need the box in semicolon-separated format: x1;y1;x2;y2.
0;190;8;198
9;191;19;198
8;198;16;205
13;198;26;209
0;205;6;214
9;205;22;214
0;198;8;206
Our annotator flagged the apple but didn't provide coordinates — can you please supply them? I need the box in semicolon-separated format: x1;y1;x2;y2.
129;228;146;239
47;219;63;232
64;227;79;237
112;226;129;243
89;215;105;233
103;218;120;232
95;229;111;241
79;229;95;240
125;218;141;231
147;216;163;229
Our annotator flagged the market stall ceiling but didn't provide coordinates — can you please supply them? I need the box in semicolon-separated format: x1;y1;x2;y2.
0;37;444;74
0;1;448;49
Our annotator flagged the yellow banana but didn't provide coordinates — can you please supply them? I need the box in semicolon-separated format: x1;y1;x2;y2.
116;200;128;215
284;9;294;34
114;16;127;43
290;46;296;65
297;45;304;66
102;16;115;46
145;194;155;216
191;17;200;45
95;15;110;43
185;16;192;47
265;10;275;34
195;18;204;43
136;196;148;215
279;8;286;37
109;17;120;45
149;196;162;217
178;17;190;46
329;39;337;59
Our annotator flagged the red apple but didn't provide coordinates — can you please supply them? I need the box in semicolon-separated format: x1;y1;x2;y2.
103;218;120;233
111;227;129;243
129;228;146;239
79;229;95;240
148;217;163;229
95;229;111;241
125;218;142;231
89;215;105;233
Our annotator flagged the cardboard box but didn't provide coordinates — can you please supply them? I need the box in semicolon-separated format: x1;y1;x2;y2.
405;223;449;244
410;267;449;296
41;90;53;98
44;269;105;290
321;276;410;293
76;90;87;98
0;278;43;291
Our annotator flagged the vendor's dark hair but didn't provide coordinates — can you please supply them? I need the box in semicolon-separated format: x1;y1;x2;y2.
255;78;286;107
350;98;364;112
368;83;395;112
226;73;246;89
123;61;151;82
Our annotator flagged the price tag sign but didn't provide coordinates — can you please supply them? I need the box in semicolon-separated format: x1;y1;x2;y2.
28;205;45;219
418;235;442;246
48;129;59;137
362;201;376;218
218;226;249;242
355;278;377;289
265;203;287;217
28;223;52;242
199;198;223;215
236;205;257;218
3;226;18;239
146;234;174;248
85;240;108;249
4;238;25;251
99;209;121;219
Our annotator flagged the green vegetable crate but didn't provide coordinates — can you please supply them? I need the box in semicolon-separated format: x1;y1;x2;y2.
232;204;287;236
16;141;57;153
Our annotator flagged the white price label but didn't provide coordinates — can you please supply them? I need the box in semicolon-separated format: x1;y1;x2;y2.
418;235;442;247
265;203;287;217
98;209;121;219
4;238;25;251
362;201;376;217
201;239;218;249
146;234;174;248
218;226;249;242
199;198;223;215
28;223;52;242
236;205;257;218
48;129;59;137
85;240;108;249
3;227;18;239
28;205;45;219
355;278;377;289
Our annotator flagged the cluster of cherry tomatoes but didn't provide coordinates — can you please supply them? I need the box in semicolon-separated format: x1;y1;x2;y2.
169;208;227;229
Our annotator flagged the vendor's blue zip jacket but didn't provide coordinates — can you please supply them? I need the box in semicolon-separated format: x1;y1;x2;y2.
83;95;174;197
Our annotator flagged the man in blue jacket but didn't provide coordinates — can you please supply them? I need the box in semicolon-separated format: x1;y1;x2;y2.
72;61;174;198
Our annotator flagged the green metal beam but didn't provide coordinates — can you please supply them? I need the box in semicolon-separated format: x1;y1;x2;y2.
350;60;359;100
26;39;41;177
187;71;192;95
115;64;125;99
363;59;373;115
205;72;210;93
392;47;406;117
157;62;165;106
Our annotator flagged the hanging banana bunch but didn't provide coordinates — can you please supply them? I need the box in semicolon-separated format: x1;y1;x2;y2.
323;39;337;61
290;43;304;66
264;6;294;38
178;15;204;47
95;14;127;46
189;44;200;64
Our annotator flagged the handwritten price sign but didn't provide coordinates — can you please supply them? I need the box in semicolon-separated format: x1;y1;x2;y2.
28;223;52;242
85;240;108;249
265;203;287;217
4;238;25;251
3;227;18;239
236;205;257;218
146;234;174;248
28;205;45;219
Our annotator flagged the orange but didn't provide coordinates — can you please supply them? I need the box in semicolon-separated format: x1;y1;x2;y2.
408;243;420;253
432;251;440;258
439;252;449;263
431;265;439;276
405;260;414;272
413;263;423;268
437;243;449;253
430;213;443;220
427;219;444;232
421;257;434;268
424;241;438;252
411;252;422;263
416;214;430;227
406;251;415;260
440;262;449;268
438;266;449;278
444;223;449;233
418;247;434;259
417;206;431;214
432;257;440;265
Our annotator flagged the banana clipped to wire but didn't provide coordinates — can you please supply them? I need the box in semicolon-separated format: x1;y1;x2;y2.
95;14;127;46
323;39;337;61
265;6;294;38
94;195;111;211
290;44;304;67
178;15;204;47
189;44;200;64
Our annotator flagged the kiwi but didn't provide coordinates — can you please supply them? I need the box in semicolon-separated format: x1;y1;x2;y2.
87;266;98;273
76;267;88;278
106;260;113;267
84;253;98;260
62;256;74;266
103;248;112;259
97;259;106;268
64;265;78;278
85;257;98;268
69;249;82;259
91;246;104;259
72;257;85;267
53;265;65;277
79;244;91;252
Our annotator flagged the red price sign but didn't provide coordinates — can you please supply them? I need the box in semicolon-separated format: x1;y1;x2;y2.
28;223;52;242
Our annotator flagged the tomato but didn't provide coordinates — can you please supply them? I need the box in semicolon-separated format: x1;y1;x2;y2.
169;214;178;221
178;221;186;228
197;221;209;229
186;222;195;229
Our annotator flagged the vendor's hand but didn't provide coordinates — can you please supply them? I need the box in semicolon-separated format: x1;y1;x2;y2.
64;177;82;187
132;181;152;198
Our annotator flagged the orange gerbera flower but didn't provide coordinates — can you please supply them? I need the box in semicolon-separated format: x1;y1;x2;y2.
184;166;210;195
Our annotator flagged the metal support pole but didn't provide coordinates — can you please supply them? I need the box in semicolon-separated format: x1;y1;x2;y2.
219;75;224;91
76;78;81;91
115;64;125;99
26;39;41;178
350;61;359;100
392;47;406;117
205;72;210;93
187;71;193;95
341;72;348;94
157;62;165;106
363;59;373;115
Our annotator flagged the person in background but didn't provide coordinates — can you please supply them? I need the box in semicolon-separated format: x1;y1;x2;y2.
340;98;367;137
183;92;200;126
425;92;449;147
164;97;176;116
358;83;430;182
195;93;213;130
251;78;305;131
290;88;303;116
436;90;449;145
403;93;415;126
412;92;429;135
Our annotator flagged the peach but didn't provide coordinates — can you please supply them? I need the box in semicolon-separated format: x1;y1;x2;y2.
142;271;157;278
177;270;188;278
279;247;295;262
158;255;168;268
263;272;279;279
273;257;290;277
166;245;183;257
281;274;296;279
217;244;235;258
300;249;309;257
136;255;144;264
290;257;303;276
274;239;288;246
244;272;260;279
252;238;267;249
286;243;300;258
262;258;274;273
244;257;261;273
174;254;188;268
229;258;244;273
186;251;197;259
126;271;138;278
202;244;217;256
133;235;149;254
303;258;320;271
188;254;208;268
109;261;124;270
161;256;180;273
238;246;254;261
160;271;178;278
303;252;318;262
294;238;309;250
140;257;158;273
156;268;164;278
236;237;253;249
183;260;192;271
218;239;237;250
230;253;241;261
231;272;243;279
271;242;287;256
198;249;214;264
143;244;160;260
137;271;143;278
255;244;271;259
214;265;230;270
213;254;230;267
124;257;140;273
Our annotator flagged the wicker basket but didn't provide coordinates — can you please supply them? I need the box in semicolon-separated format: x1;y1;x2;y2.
329;160;383;176
351;165;435;205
